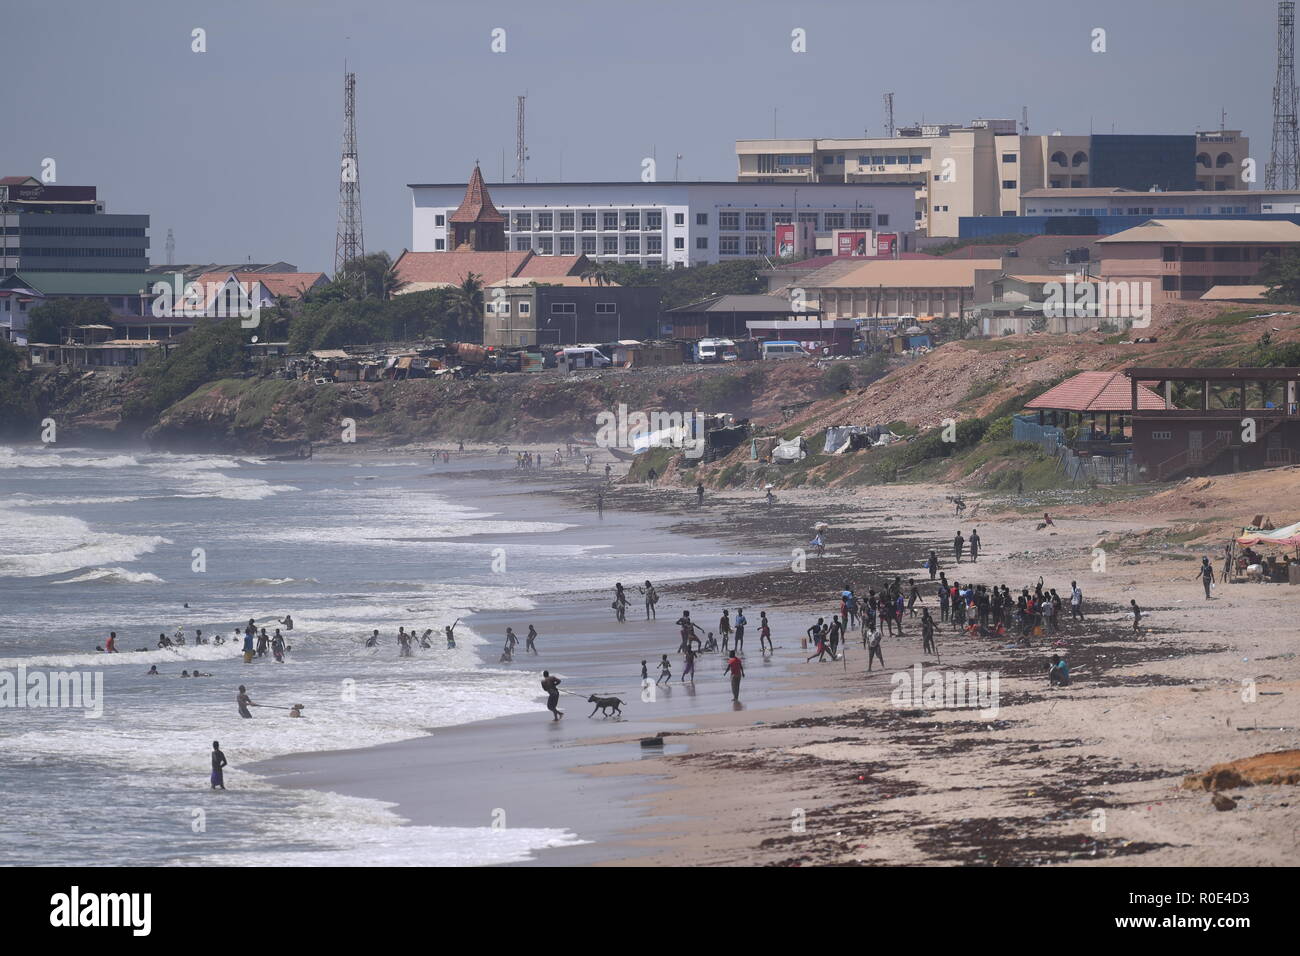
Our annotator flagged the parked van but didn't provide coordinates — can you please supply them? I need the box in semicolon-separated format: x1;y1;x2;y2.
761;340;809;360
694;338;734;363
559;346;611;370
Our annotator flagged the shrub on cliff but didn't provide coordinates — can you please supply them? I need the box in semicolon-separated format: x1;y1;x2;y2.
122;317;246;423
0;340;39;436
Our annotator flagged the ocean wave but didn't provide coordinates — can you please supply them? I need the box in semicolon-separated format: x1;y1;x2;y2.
239;577;320;587
0;446;142;470
52;567;166;585
0;504;169;579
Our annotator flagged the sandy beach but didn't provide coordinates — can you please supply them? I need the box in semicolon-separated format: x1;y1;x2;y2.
252;447;1300;866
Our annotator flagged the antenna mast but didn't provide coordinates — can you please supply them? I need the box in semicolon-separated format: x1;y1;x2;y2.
334;69;364;275
515;94;527;183
1268;1;1300;189
883;92;895;138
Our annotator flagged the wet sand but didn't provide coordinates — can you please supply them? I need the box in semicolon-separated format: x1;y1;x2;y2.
259;448;1300;866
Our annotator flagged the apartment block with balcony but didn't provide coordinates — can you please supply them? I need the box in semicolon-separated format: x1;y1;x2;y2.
1096;219;1300;302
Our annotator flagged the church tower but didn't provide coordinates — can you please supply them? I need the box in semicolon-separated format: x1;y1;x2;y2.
447;165;505;251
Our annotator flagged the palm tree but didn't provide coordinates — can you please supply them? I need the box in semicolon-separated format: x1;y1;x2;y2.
581;261;617;287
448;273;484;341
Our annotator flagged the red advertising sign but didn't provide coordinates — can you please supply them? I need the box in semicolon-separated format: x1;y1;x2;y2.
837;231;869;256
776;224;796;257
877;233;897;256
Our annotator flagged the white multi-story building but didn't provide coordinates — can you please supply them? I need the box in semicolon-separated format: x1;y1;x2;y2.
408;180;916;267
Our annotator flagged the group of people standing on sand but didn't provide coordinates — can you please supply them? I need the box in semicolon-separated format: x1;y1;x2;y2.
611;581;660;622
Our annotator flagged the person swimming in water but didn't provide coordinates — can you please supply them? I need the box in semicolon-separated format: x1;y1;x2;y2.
445;620;459;649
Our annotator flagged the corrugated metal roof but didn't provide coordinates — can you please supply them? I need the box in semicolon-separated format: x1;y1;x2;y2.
1025;370;1168;412
1097;219;1300;244
1199;284;1269;300
815;258;1002;288
7;271;155;295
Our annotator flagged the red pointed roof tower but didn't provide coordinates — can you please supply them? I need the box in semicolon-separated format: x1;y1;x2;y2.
448;165;505;251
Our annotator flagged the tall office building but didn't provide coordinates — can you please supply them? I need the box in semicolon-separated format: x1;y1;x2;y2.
0;176;150;273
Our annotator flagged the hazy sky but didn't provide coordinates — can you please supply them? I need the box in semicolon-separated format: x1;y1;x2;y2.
0;0;1282;272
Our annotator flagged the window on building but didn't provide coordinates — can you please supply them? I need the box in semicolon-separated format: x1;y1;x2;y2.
646;210;662;230
1002;180;1017;190
559;236;575;255
435;214;445;226
595;302;617;314
1002;153;1017;163
1212;247;1243;261
1152;431;1172;440
745;212;767;230
581;212;597;230
1162;276;1179;291
536;212;553;230
696;213;709;226
719;236;740;255
1182;247;1207;262
798;212;819;228
434;239;445;250
624;236;640;254
602;212;618;230
877;215;889;226
674;212;685;225
850;213;872;229
623;211;640;229
646;236;662;254
602;236;618;255
581;236;597;254
695;237;708;249
745;236;768;255
719;211;739;229
824;213;845;229
674;237;685;250
518;302;530;315
537;236;553;254
551;302;576;314
836;155;845;164
514;212;532;231
514;237;532;251
558;211;574;231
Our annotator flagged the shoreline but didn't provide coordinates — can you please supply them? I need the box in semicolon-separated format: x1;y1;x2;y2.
258;448;1299;866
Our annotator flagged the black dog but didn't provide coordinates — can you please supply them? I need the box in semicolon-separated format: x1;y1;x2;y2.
587;694;624;718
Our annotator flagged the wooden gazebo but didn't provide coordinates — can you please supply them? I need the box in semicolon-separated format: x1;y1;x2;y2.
1025;370;1168;438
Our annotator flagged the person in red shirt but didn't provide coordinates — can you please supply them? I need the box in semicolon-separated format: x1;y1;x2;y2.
723;653;745;701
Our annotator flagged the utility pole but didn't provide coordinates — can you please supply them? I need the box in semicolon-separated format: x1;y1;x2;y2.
334;68;364;275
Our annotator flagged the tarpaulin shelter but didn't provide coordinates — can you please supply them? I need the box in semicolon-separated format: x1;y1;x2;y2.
1236;520;1300;547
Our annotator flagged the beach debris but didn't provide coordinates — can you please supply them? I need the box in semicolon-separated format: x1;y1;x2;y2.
1182;750;1300;791
1211;793;1238;812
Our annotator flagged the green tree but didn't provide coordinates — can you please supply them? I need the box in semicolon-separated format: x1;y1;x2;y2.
123;317;248;422
447;273;484;341
1256;249;1300;304
26;298;113;344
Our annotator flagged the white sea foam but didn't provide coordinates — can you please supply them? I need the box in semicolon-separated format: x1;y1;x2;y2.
0;504;169;579
52;567;166;586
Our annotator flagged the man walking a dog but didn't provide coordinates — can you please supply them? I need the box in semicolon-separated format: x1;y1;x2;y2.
541;671;563;721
